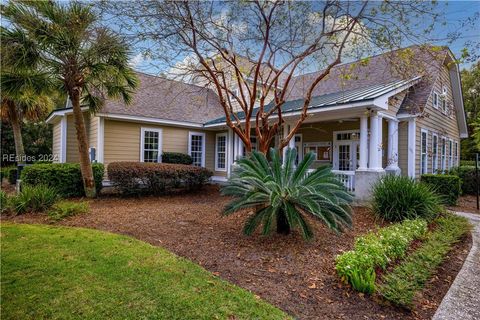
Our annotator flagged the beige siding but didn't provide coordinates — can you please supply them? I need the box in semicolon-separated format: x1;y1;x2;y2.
383;91;408;117
398;121;409;175
103;120;224;175
89;116;98;150
416;62;461;177
52;120;61;163
66;113;90;163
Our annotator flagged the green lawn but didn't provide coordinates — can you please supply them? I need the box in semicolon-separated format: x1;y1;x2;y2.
1;223;289;320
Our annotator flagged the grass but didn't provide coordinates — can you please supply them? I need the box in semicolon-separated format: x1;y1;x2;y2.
377;214;471;308
1;223;290;320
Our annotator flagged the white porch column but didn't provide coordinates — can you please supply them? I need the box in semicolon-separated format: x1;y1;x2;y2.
368;113;382;171
59;115;67;163
386;119;400;173
358;115;368;170
407;118;416;178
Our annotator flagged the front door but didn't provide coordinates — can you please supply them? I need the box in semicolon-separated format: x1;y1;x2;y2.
334;141;359;171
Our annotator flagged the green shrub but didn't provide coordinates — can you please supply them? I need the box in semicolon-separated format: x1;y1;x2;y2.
421;174;461;205
48;200;89;221
460;160;475;166
21;163;104;197
222;148;353;240
371;175;443;222
1;166;17;184
449;166;478;195
9;185;58;215
378;214;471;308
162;152;193;165
107;162;212;195
335;219;428;293
0;190;8;213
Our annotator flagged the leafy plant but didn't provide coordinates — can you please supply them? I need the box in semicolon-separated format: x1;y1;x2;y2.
1;190;9;214
335;219;428;293
21;163;104;198
421;174;461;205
221;148;353;240
48;201;89;221
371;175;443;222
162;152;193;165
449;166;478;195
9;184;58;215
378;214;471;308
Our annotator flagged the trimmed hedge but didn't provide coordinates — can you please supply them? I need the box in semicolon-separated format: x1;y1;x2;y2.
421;174;461;205
1;166;17;184
162;152;193;165
336;219;428;294
378;214;471;308
449;166;478;195
460;160;475;166
21;163;104;197
107;162;212;195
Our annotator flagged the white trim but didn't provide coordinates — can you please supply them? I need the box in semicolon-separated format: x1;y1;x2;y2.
45;106;89;123
140;127;163;162
97;117;104;163
188;131;206;167
211;176;228;182
99;113;204;129
448;138;454;170
215;132;227;171
432;133;439;173
226;129;234;177
448;61;468;138
386;119;399;171
441;137;447;171
433;91;439;109
358;115;368;170
60;116;67;163
420;128;428;175
369;113;383;171
407;118;416;178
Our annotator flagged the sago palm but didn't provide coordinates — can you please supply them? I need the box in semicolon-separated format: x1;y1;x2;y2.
2;1;138;197
1;26;55;166
222;148;353;240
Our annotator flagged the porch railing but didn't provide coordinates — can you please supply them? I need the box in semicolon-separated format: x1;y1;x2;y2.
331;170;355;192
306;169;355;192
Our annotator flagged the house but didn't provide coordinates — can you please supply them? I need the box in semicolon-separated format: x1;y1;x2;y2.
46;46;468;200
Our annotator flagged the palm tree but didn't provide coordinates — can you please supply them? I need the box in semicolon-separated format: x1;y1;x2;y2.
2;1;138;197
222;148;353;240
1;27;54;167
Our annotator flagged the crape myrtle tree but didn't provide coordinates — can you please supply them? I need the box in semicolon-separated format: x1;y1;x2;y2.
100;0;449;154
2;0;139;197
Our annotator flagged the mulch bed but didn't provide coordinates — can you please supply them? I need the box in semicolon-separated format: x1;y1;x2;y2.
448;195;480;214
2;185;472;320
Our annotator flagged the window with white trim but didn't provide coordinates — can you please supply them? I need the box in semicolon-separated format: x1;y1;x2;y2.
454;141;459;167
448;139;453;169
442;86;448;114
432;134;439;173
433;91;439;109
141;128;162;162
243;135;257;154
421;130;428;174
441;137;446;172
215;133;227;171
188;132;205;167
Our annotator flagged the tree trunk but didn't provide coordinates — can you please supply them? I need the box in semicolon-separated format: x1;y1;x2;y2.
7;101;26;165
276;209;290;235
70;90;96;198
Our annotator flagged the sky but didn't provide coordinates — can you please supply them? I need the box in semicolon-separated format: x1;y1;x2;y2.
124;0;480;76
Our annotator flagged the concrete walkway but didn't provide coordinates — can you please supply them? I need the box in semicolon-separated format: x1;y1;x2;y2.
433;211;480;320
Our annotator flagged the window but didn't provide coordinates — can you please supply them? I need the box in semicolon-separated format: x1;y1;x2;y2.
421;129;428;174
441;137;446;171
304;142;331;162
433;91;439;109
141;128;162;162
255;89;262;101
188;132;205;167
215;133;227;171
448;139;453;169
454;141;459;167
432;134;438;173
442;86;448;114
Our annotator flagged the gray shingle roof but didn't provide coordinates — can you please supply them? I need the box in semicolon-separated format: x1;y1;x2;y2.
99;72;225;124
